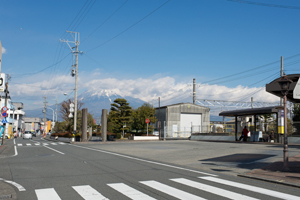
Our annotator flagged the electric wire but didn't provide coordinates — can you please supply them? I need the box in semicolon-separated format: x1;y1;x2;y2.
227;0;300;10
82;0;129;43
86;0;171;52
72;0;97;31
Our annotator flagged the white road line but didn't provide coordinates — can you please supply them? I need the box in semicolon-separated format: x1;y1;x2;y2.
43;143;49;146
72;185;109;200
51;143;57;145
70;144;216;177
58;142;65;145
26;143;32;146
35;143;40;146
140;180;206;200
13;139;16;145
35;188;61;200
17;144;22;146
171;178;258;200
108;183;156;200
199;176;300;200
44;145;65;155
4;180;26;191
14;145;18;156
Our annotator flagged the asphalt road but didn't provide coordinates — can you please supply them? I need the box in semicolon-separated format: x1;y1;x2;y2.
1;136;300;200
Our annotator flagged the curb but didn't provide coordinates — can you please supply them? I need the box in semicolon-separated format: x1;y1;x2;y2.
238;174;300;188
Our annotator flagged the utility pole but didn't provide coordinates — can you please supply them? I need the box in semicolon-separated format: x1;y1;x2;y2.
60;31;82;135
2;74;9;145
193;78;196;104
280;56;284;106
55;98;58;122
0;40;2;74
158;97;161;140
43;96;47;137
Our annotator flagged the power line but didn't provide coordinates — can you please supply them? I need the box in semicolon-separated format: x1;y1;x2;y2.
227;0;300;10
86;0;171;52
72;0;97;31
82;0;129;43
10;53;70;78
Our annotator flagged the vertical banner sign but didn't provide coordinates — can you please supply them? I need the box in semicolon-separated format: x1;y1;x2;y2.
278;110;284;134
293;78;300;99
0;73;5;92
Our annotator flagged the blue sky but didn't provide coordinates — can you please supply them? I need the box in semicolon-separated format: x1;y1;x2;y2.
1;0;300;112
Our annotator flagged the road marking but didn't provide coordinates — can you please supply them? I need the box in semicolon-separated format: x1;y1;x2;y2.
13;139;16;145
3;179;26;191
26;143;32;146
14;145;18;156
108;183;156;200
71;144;217;176
72;185;109;200
58;142;65;145
44;145;65;155
171;178;258;200
43;143;49;146
51;143;57;145
35;188;61;200
140;180;206;200
199;176;300;200
17;144;22;146
35;143;40;146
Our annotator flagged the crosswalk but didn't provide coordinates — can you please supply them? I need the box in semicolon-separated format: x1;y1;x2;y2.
33;176;300;200
17;142;66;147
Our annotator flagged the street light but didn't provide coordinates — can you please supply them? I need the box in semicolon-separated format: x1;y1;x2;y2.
278;74;292;171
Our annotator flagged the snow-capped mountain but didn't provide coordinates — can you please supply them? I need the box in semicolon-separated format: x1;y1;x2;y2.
25;90;146;120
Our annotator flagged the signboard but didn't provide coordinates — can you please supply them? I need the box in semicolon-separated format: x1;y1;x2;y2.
1;118;7;124
2;112;7;117
0;73;5;92
1;106;8;112
293;78;300;99
145;118;150;124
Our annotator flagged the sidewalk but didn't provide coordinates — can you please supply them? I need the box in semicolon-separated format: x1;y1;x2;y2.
240;153;300;188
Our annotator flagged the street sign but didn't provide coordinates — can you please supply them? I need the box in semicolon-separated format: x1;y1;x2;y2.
70;103;74;108
2;112;7;117
69;113;73;118
1;106;8;112
145;118;150;124
0;73;5;92
1;118;7;124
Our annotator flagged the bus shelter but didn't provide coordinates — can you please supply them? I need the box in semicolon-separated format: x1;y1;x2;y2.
219;106;284;141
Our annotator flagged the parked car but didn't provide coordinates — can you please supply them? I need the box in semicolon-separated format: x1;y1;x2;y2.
23;131;32;139
0;133;10;139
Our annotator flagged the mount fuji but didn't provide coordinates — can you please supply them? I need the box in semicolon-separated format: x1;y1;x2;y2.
24;89;146;121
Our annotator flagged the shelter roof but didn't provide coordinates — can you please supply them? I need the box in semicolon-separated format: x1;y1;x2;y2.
266;74;300;103
219;106;283;117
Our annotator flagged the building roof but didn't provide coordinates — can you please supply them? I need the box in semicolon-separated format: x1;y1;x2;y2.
155;102;209;110
219;106;284;117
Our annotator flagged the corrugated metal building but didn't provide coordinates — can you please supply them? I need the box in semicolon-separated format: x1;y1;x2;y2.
155;103;210;138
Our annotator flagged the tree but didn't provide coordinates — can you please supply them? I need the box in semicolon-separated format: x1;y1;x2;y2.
131;103;157;133
108;98;133;137
293;103;300;134
58;99;84;133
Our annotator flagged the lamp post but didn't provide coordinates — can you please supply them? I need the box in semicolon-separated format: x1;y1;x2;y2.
278;74;292;171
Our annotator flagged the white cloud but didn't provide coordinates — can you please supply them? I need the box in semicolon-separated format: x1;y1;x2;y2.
2;47;6;54
10;72;279;111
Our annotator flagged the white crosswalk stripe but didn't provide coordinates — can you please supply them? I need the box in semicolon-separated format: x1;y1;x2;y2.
171;178;258;200
199;176;300;200
51;143;57;145
26;143;31;146
58;142;65;145
43;143;49;146
35;188;61;200
33;177;300;200
17;144;22;146
35;143;40;146
140;180;206;200
108;183;156;200
72;185;109;200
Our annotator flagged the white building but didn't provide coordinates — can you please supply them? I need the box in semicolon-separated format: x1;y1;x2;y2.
0;96;25;135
